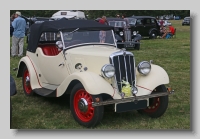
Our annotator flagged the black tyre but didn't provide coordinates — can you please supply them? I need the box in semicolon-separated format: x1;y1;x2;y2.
149;31;157;39
70;83;104;128
137;85;168;118
22;66;34;96
134;44;140;50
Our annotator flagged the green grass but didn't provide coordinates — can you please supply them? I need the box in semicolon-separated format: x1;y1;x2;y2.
10;20;190;129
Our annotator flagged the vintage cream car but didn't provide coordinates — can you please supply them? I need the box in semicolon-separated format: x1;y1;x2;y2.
17;18;174;128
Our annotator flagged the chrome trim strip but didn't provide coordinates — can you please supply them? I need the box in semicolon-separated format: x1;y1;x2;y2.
110;50;134;59
118;56;122;90
124;54;128;81
60;31;66;49
129;55;133;87
110;56;119;93
111;30;117;48
92;91;173;107
63;43;115;50
45;32;47;41
133;55;136;86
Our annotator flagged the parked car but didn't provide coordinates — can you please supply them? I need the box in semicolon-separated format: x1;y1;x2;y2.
125;16;160;39
51;10;86;20
157;20;172;27
182;17;190;26
103;17;141;50
16;18;174;128
10;75;17;127
174;16;181;20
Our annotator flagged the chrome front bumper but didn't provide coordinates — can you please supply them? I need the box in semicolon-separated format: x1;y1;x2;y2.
92;89;174;107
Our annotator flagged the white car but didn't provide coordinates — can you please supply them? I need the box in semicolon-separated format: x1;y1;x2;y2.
158;20;172;26
16;18;174;128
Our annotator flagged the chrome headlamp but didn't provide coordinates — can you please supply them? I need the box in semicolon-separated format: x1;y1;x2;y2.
133;31;137;35
101;64;115;78
137;61;151;75
119;31;123;36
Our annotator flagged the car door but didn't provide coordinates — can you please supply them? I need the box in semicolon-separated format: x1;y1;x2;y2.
37;50;70;87
143;18;156;36
36;32;70;87
133;18;144;35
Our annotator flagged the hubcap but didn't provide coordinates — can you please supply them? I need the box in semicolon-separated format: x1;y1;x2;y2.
25;76;30;86
78;98;88;112
23;69;32;94
73;89;94;122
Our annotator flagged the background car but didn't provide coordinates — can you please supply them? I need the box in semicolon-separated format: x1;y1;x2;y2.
125;16;160;39
174;16;181;20
105;17;141;50
163;20;172;26
182;17;190;26
157;20;172;26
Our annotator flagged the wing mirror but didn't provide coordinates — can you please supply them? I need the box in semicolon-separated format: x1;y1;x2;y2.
56;41;63;49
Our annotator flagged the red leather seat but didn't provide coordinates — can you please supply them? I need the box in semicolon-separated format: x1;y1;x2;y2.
39;45;60;56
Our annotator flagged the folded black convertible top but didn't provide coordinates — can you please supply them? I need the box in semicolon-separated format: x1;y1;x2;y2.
27;18;113;53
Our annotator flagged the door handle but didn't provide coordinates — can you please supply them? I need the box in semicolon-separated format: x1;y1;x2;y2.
58;62;64;67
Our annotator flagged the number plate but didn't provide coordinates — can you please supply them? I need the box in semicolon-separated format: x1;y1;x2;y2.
115;100;147;113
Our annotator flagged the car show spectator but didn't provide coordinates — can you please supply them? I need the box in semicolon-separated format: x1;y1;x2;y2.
121;15;130;29
159;25;166;37
98;16;107;43
159;19;164;26
161;25;175;39
11;11;26;57
10;13;15;37
99;16;107;25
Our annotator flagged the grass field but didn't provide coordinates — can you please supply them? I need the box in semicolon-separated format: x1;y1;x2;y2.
10;20;190;129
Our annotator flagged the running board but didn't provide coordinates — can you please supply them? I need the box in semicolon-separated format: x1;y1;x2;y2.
33;88;57;97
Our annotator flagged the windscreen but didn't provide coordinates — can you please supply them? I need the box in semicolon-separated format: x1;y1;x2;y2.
62;30;115;47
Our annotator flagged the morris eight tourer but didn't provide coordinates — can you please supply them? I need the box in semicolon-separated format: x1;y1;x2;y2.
17;18;174;128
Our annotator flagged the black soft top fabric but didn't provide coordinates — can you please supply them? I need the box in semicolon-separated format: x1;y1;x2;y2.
27;18;113;53
106;18;126;21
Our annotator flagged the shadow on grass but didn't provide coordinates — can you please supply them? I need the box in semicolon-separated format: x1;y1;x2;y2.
28;93;70;110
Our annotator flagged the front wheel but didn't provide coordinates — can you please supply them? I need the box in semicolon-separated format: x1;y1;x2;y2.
137;85;168;118
22;66;34;96
70;83;104;128
134;44;140;50
149;31;157;39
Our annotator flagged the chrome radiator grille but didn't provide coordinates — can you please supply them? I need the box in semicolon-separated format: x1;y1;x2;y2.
124;29;131;42
110;51;136;92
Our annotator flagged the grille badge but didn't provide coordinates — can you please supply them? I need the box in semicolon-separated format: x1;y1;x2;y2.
123;51;126;56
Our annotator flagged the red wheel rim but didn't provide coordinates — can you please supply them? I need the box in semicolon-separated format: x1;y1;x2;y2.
73;89;94;122
23;69;32;94
143;97;160;113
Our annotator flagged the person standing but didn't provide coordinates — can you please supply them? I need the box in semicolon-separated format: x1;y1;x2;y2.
116;14;120;18
160;19;164;26
10;13;15;37
99;16;107;25
11;11;26;57
98;16;107;43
